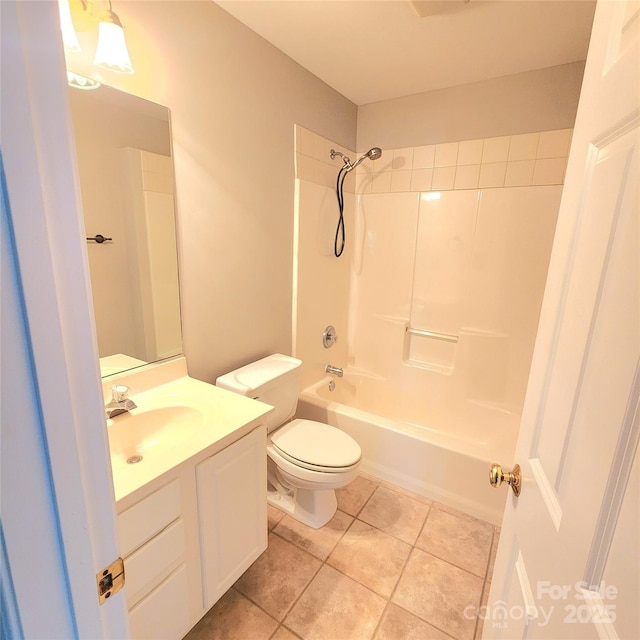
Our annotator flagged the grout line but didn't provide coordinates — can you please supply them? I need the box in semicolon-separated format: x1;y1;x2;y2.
232;529;324;628
229;586;281;631
269;622;304;640
296;124;571;193
414;542;492;580
267;528;327;626
369;600;392;640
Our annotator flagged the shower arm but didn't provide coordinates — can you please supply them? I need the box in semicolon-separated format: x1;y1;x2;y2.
330;149;352;169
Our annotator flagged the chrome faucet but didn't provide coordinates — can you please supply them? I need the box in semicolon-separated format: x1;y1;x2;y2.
105;384;137;418
325;364;344;378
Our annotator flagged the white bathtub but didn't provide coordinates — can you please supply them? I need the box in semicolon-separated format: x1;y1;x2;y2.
297;372;520;525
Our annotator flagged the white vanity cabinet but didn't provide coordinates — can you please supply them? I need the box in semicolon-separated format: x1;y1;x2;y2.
196;424;267;609
115;424;268;638
107;360;272;638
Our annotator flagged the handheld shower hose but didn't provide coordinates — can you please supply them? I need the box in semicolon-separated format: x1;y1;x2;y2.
330;147;382;257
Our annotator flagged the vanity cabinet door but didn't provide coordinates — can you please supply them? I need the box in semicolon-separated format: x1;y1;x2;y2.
196;425;267;609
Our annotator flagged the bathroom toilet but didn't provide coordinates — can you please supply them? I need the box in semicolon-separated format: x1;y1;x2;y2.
216;354;361;528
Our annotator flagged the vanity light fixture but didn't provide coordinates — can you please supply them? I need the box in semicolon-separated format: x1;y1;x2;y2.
67;71;101;90
93;3;134;74
58;0;135;75
58;0;82;52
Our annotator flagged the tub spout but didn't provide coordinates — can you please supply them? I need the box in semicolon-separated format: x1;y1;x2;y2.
325;364;343;378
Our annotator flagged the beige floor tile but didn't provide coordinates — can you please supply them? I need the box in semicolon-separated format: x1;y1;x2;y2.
268;504;285;531
416;505;493;577
380;481;433;506
359;486;430;544
392;548;483;640
275;510;353;560
183;588;278;640
234;533;321;621
285;564;387;640
374;603;453;640
336;475;379;516
327;519;411;597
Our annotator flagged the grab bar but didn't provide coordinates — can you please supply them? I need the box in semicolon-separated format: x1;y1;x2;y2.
406;327;459;343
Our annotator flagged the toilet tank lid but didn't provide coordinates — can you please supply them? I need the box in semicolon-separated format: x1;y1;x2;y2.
216;353;302;395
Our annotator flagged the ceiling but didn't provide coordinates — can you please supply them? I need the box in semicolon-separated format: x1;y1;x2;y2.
215;0;596;106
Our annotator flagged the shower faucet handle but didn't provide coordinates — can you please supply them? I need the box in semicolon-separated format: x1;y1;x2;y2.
323;325;338;348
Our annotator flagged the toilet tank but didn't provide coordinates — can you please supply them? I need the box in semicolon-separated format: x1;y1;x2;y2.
215;354;302;433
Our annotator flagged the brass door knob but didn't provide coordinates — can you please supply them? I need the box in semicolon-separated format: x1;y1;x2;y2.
489;463;521;497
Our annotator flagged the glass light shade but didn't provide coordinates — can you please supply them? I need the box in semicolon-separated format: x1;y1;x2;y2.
94;16;134;74
67;71;101;90
58;0;81;53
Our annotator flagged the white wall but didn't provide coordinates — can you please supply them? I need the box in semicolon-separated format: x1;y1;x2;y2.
65;0;357;383
64;1;585;390
292;126;356;388
357;62;585;151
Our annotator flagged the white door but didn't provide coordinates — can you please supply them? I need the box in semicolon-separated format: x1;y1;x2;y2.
1;2;129;637
485;1;639;639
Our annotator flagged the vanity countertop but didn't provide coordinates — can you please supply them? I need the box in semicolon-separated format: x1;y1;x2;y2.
103;357;273;503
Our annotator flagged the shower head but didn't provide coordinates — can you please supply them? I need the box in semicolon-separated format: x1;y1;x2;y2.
330;147;383;172
347;147;383;172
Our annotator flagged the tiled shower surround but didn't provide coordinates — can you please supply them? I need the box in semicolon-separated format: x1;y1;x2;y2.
293;125;565;416
295;126;571;193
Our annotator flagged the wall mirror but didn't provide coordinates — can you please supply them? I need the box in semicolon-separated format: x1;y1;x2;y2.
69;84;182;377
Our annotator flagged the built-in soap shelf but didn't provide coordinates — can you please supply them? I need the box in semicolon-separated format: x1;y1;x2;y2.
404;325;511;373
404;323;458;372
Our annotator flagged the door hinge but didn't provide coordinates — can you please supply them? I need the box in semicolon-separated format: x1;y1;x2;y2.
96;558;125;604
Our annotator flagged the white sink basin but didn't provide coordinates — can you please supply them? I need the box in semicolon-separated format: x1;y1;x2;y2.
108;405;205;465
103;361;273;503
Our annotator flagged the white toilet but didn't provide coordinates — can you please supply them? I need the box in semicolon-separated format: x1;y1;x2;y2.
216;354;361;528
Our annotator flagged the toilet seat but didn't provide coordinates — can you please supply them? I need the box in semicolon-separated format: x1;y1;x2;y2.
270;419;361;473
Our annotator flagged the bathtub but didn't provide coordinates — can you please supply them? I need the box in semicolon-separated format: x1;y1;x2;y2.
297;372;520;525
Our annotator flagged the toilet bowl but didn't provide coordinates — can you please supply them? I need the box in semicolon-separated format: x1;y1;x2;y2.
266;418;360;527
216;354;361;528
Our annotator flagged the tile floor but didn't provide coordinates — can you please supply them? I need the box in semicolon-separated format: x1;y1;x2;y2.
185;475;499;640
